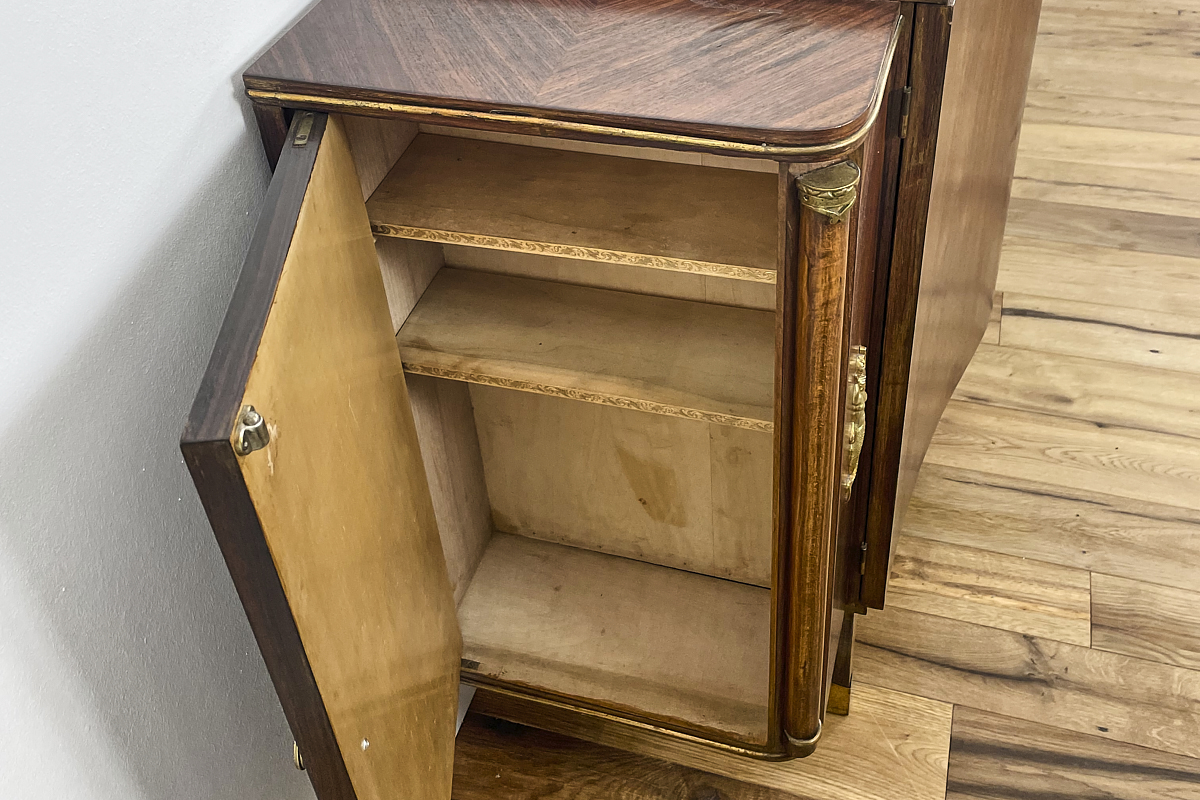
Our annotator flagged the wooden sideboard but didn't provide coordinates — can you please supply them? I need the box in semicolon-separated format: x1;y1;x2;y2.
181;0;1041;797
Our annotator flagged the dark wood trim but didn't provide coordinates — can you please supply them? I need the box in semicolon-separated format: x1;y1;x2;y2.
860;4;953;609
252;102;290;171
769;162;802;758
842;9;914;611
783;162;856;751
180;112;357;800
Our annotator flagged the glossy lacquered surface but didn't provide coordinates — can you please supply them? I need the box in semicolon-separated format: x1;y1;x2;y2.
244;0;900;146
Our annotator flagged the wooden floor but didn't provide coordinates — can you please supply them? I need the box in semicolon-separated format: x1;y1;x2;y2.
451;2;1200;797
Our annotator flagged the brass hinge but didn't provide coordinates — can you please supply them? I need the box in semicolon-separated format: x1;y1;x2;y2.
292;112;315;147
898;86;912;140
859;540;869;575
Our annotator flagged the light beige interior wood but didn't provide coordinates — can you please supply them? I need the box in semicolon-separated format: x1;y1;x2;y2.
471;385;773;586
458;533;772;744
396;268;775;431
237;115;460;800
417;123;780;174
442;245;776;311
345;114;778;746
366;133;778;283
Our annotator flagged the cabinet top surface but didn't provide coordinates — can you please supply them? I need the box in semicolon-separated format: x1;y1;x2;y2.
244;0;901;147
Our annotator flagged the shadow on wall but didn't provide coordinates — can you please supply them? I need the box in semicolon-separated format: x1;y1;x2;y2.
0;103;313;799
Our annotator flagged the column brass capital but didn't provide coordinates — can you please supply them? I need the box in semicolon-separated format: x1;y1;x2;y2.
798;161;861;222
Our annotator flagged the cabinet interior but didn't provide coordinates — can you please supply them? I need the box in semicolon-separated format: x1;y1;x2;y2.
349;116;781;746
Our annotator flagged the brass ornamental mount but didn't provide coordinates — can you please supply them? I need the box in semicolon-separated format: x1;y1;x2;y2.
798;161;861;222
842;346;868;491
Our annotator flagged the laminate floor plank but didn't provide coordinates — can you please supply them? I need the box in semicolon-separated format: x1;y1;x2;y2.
1036;7;1200;59
1012;156;1200;220
996;237;1200;317
1006;198;1200;260
856;607;1200;759
453;714;804;800
924;400;1200;513
1001;293;1200;375
887;535;1091;645
1092;574;1200;671
1022;90;1200;138
1028;47;1200;108
946;706;1200;800
953;344;1200;439
1017;124;1200;177
901;464;1200;594
471;683;952;800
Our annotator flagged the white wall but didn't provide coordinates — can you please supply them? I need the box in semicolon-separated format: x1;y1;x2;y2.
0;2;320;797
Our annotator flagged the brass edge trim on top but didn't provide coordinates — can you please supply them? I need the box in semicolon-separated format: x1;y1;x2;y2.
400;362;775;432
370;223;777;284
466;677;791;761
246;17;902;160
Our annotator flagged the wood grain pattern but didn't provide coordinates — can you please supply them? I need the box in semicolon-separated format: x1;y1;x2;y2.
453;714;805;800
1022;88;1200;138
367;134;778;282
459;533;772;745
924;400;1200;513
784;162;856;748
887;0;1043;549
1011;124;1200;219
947;706;1200;800
1028;46;1200;108
1001;293;1200;375
471;385;773;586
236;115;461;800
1092;574;1200;670
902;463;1200;594
1035;1;1200;59
396;269;775;430
860;3;952;609
997;237;1200;316
887;535;1091;646
953;343;1200;438
470;682;952;800
182;112;354;800
856;607;1200;759
1006;198;1200;260
245;0;900;147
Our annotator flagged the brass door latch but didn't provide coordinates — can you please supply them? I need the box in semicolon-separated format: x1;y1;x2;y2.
842;346;867;491
233;405;270;456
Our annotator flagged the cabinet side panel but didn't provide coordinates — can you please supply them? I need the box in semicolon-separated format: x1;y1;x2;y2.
871;0;1042;606
863;0;1041;607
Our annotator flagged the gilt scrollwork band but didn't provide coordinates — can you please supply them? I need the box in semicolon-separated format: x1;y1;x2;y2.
798;161;861;222
371;223;777;284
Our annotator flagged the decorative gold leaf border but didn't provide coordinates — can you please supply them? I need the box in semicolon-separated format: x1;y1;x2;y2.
371;223;777;284
402;363;774;432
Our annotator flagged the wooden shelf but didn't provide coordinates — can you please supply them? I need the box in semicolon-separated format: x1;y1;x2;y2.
459;533;771;743
367;134;778;284
396;269;775;431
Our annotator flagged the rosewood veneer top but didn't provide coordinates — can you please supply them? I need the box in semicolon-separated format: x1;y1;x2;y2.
244;0;901;147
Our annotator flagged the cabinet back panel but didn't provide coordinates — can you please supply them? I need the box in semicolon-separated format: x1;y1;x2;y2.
459;534;772;745
442;245;776;311
471;384;774;587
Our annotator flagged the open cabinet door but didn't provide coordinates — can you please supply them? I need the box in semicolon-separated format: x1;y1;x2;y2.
181;112;461;800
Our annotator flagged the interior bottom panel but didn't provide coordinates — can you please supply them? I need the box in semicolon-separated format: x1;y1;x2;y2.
458;532;771;744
